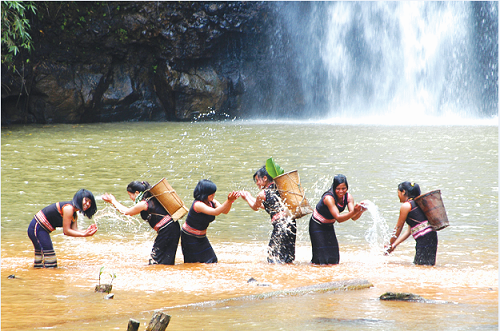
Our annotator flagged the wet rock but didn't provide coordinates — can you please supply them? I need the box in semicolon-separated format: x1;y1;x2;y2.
378;291;454;304
1;1;300;124
247;277;257;283
247;277;271;287
379;292;425;302
95;284;113;294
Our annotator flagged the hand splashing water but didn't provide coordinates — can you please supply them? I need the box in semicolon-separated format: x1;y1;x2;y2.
361;200;391;255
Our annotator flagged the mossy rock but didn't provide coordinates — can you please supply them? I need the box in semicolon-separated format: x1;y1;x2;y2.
95;284;113;293
380;292;424;302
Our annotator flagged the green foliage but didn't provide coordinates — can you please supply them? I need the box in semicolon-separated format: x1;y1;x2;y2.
1;1;37;68
99;266;116;285
98;266;105;285
109;272;116;285
265;157;285;179
116;28;128;42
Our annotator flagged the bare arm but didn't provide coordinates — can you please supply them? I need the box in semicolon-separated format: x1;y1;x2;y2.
386;225;411;253
347;195;365;221
324;195;363;223
102;193;148;216
389;202;411;246
194;192;239;216
62;205;97;237
394;225;411;248
240;190;265;211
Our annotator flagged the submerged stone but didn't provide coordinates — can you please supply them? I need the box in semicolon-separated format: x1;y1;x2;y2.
379;292;425;302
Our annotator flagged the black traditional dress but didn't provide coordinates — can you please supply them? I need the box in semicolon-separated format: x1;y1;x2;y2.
181;200;218;263
309;192;350;265
140;196;180;265
263;183;297;264
405;199;438;266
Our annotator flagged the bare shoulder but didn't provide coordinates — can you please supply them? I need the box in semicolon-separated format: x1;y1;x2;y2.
257;190;266;199
400;201;412;212
62;203;76;214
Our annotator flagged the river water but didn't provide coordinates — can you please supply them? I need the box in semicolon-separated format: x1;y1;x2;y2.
1;121;497;330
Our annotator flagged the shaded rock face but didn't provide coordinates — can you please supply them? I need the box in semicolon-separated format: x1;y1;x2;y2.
1;1;300;124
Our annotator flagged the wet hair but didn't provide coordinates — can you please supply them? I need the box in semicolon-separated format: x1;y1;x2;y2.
398;181;421;199
193;179;217;202
330;174;349;204
253;166;273;183
72;189;97;219
127;180;151;194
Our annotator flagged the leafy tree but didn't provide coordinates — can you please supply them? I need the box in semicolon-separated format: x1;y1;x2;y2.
1;1;37;69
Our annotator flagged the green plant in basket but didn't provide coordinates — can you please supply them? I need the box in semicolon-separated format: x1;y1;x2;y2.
266;157;285;179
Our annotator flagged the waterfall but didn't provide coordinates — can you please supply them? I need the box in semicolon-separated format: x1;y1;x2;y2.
272;2;498;123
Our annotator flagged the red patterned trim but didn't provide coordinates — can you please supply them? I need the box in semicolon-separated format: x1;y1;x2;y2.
411;220;433;239
182;222;207;236
312;209;336;224
154;215;173;232
34;211;55;232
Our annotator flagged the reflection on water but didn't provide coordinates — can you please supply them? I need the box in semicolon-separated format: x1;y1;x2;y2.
1;121;498;330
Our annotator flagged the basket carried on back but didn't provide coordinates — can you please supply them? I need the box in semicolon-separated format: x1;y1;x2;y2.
149;178;188;220
414;190;449;231
273;170;313;219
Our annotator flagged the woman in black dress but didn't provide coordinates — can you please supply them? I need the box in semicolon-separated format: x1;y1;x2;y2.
309;174;365;265
241;167;297;264
386;181;438;266
181;179;239;263
102;181;181;265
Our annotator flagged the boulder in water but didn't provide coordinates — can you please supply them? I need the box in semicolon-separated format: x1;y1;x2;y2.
379;292;425;302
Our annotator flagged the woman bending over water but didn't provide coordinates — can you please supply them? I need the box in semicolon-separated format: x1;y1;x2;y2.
386;181;438;266
309;174;365;265
102;181;180;265
181;179;239;263
240;167;297;264
27;189;98;268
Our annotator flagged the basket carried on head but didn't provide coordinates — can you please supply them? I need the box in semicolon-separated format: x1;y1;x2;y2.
414;190;449;231
273;170;313;219
149;178;188;220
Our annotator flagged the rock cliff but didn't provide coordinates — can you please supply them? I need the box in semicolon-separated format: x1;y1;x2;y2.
1;1;301;124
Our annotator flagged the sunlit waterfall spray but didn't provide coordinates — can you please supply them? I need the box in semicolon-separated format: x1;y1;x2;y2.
361;200;391;255
274;2;497;122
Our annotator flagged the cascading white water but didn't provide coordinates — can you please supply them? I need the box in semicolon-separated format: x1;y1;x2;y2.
275;2;497;124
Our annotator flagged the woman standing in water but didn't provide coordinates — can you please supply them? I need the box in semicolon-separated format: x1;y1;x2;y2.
309;174;365;265
102;181;180;265
181;179;239;263
386;181;438;266
27;189;98;268
240;167;297;264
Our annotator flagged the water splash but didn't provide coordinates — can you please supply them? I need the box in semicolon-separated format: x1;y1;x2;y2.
362;200;391;255
92;206;152;240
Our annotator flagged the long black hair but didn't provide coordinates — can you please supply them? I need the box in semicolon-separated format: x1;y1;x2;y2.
72;189;97;219
193;179;217;202
127;180;152;199
398;181;421;199
127;181;151;193
330;174;349;204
